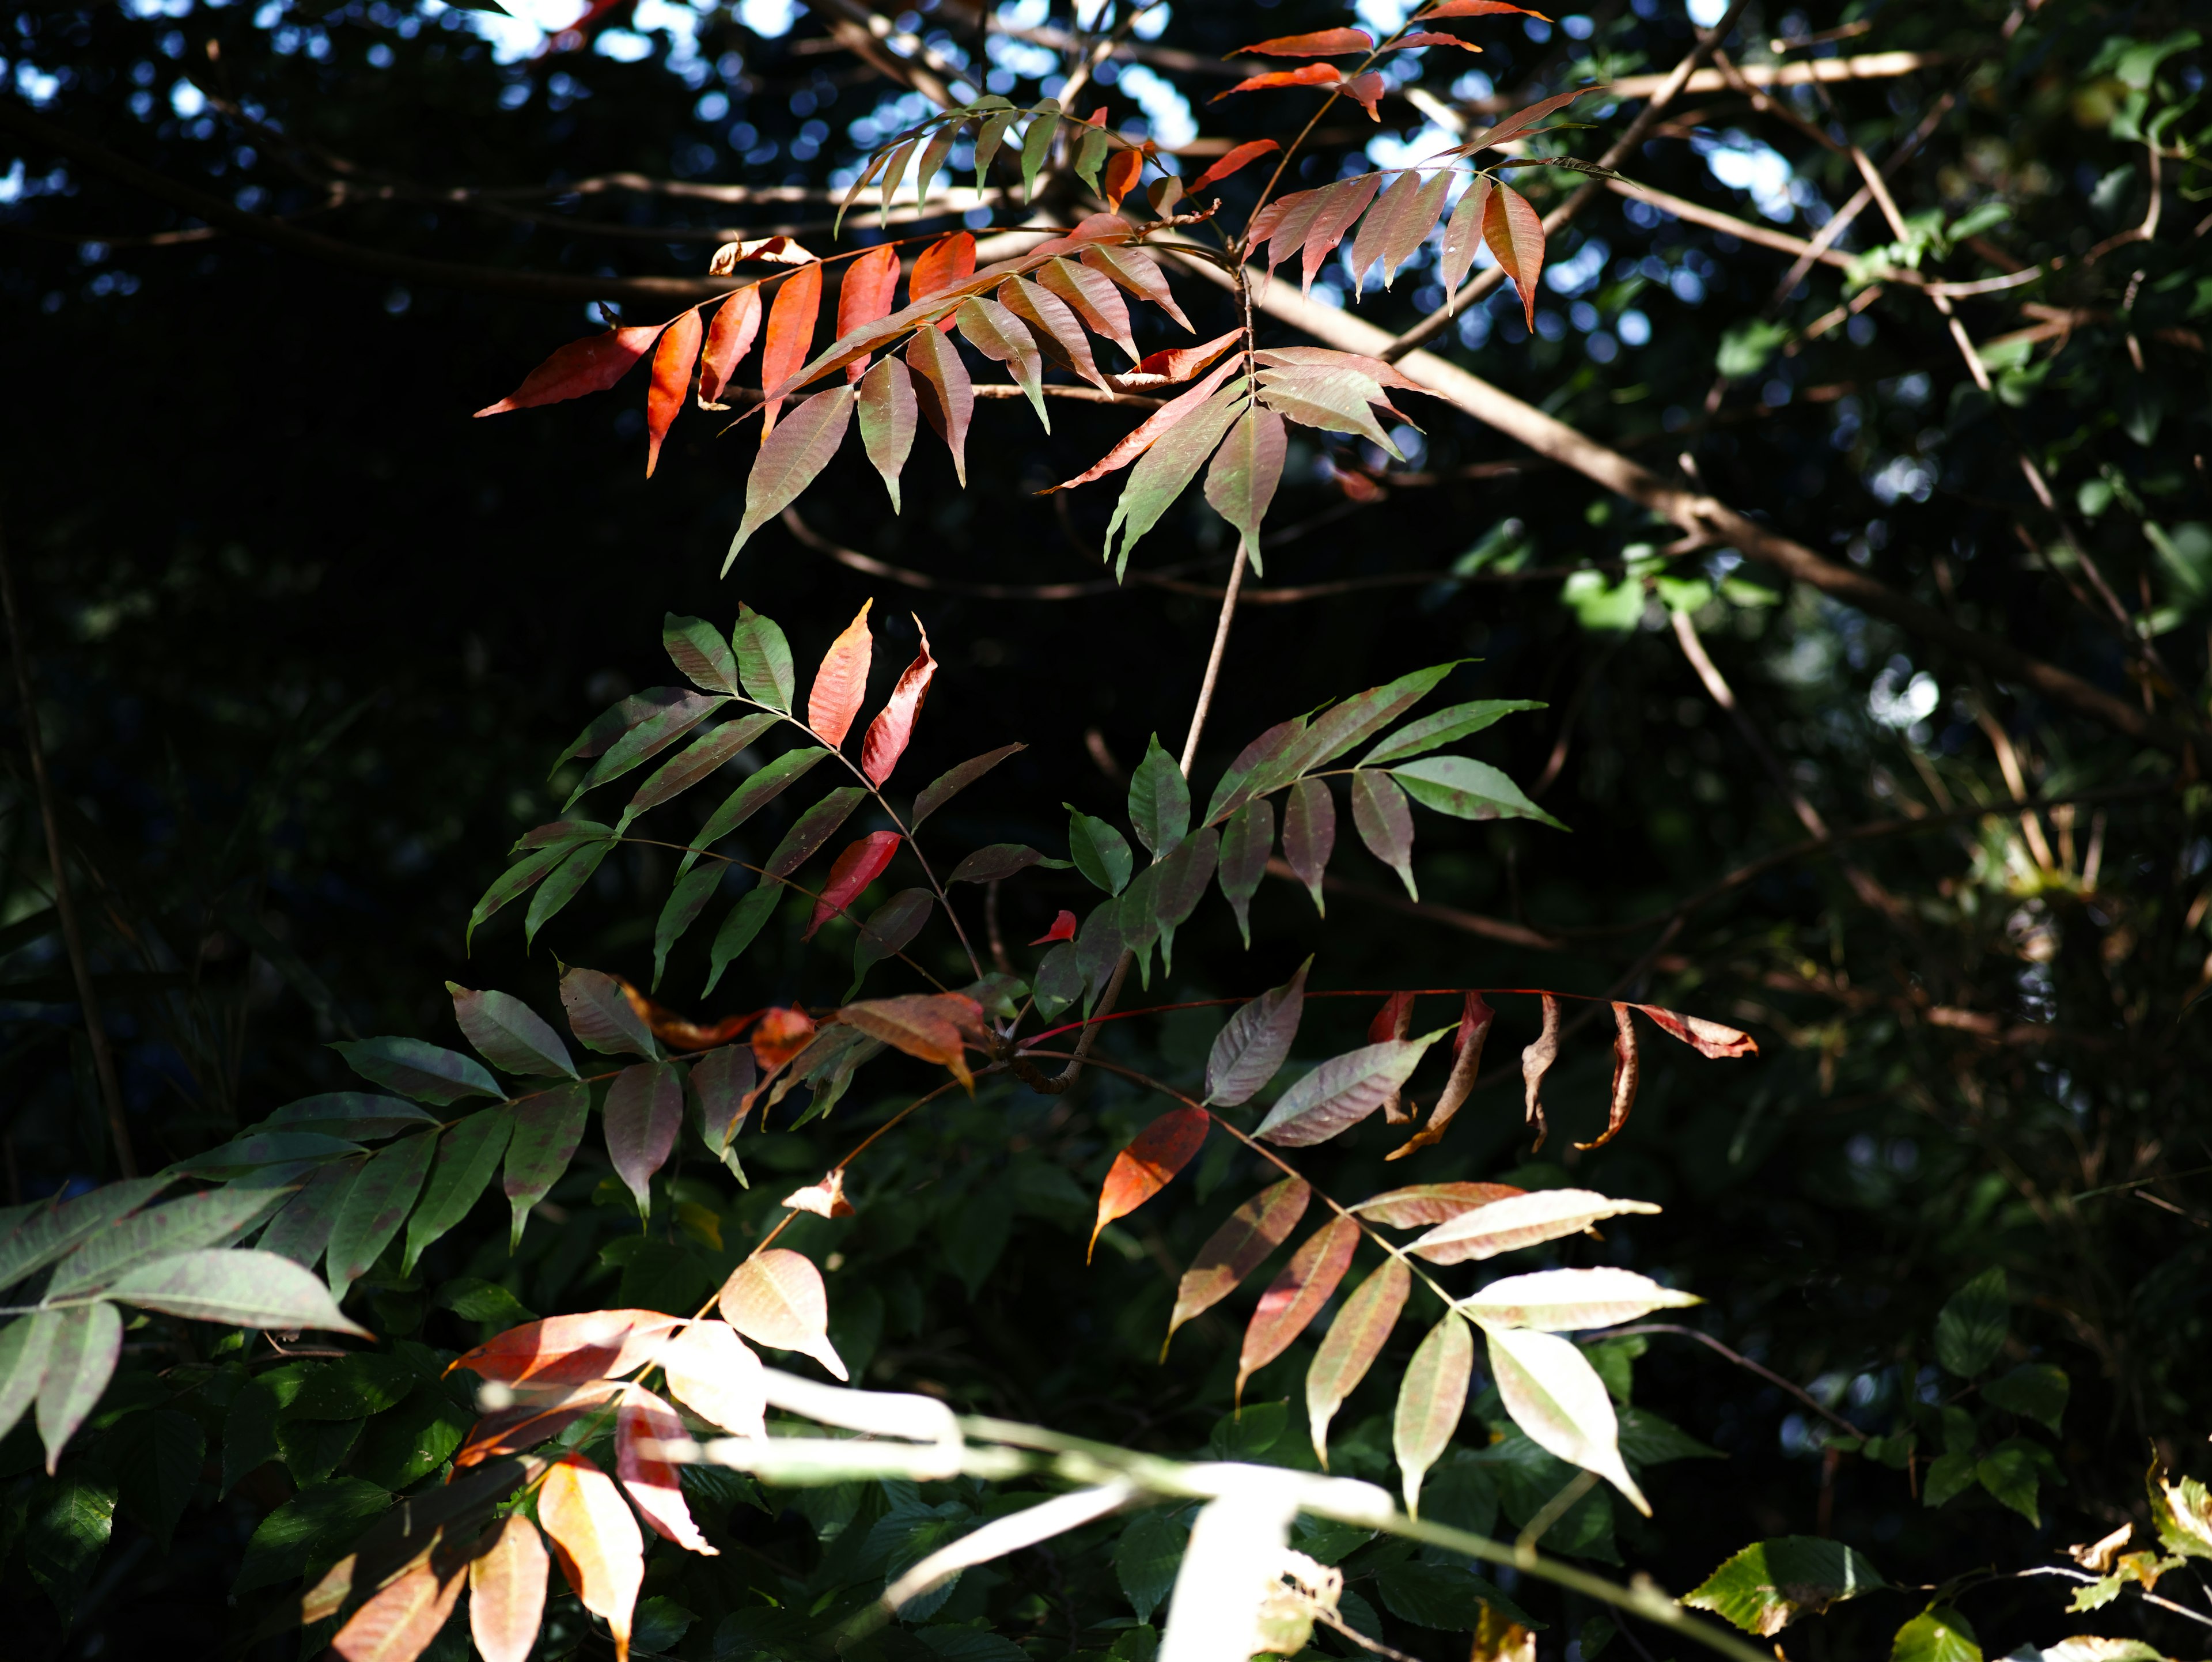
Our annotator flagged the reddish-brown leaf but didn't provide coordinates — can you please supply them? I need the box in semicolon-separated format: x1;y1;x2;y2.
1032;910;1077;944
1090;1107;1210;1260
805;831;902;940
1384;29;1485;51
1237;1213;1360;1400
836;245;903;382
1212;63;1343;103
1340;71;1388;120
1165;1176;1310;1352
1037;257;1138;362
718;1248;848;1379
659;1319;766;1437
469;1514;549;1662
1189;139;1281;195
1421;0;1551;17
1389;989;1494;1160
616;1387;719;1554
1456;84;1601;156
1630;1003;1759;1058
1574;1002;1640;1151
1080;243;1194;331
1232;28;1374;55
539;1453;645;1662
1119;327;1245;389
1299;174;1384;293
452;1379;625;1469
1102;145;1146;209
1520;990;1561;1151
332;1557;466;1662
859;620;937;786
645;309;703;478
831;991;987;1089
1044;353;1244;492
905;322;975;485
999;277;1108;390
757;260;823;434
604;1059;685;1216
911;230;976;332
1306;1256;1411;1466
808;599;874;746
751;1006;819;1072
1350;1179;1526;1229
448;1312;683;1388
1367;990;1417;1123
475;324;665;417
615;978;756;1051
1483;181;1546;329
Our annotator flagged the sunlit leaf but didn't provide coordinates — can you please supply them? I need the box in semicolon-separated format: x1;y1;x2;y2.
1037;256;1137;362
1363;699;1544;766
660;1319;766;1437
678;746;831;879
617;1387;719;1554
806;831;902;940
1190;139;1281;195
1439;177;1491;298
757;259;823;434
35;1301;120;1474
1237;1214;1359;1399
1256;1030;1445;1148
1520;992;1560;1150
1411;1190;1659;1265
1049;355;1244;495
1461;1267;1700;1332
1351;1179;1525;1228
861;620;936;785
108;1248;371;1334
1889;1607;1982;1662
1128;735;1192;860
469;1513;550;1662
46;1186;290;1299
1630;1003;1759;1058
1233;28;1374;55
1205;957;1308;1106
1306;1256;1410;1466
1165;1177;1309;1351
644;308;703;478
959;295;1050;427
1202;404;1287;567
725;385;858;571
331;1556;467;1662
1683;1536;1887;1637
475;324;665;417
539;1453;646;1662
1001;275;1108;389
1486;1326;1647;1513
1214;63;1344;103
1394;1313;1473;1516
1092;1107;1211;1260
0;1311;59;1448
1081;242;1194;331
699;285;762;404
449;1309;683;1388
731;603;796;710
718;1248;847;1380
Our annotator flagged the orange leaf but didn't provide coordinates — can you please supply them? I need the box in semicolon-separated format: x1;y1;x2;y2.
468;1514;550;1662
699;286;763;404
1188;139;1281;196
782;1168;854;1218
1421;0;1550;16
446;1311;683;1388
751;1006;819;1072
1166;1176;1309;1352
1044;352;1244;492
805;831;902;940
831;991;987;1089
1212;64;1342;103
617;1387;719;1554
1630;1003;1759;1058
1340;71;1387;120
1119;327;1245;389
616;978;758;1051
1090;1107;1210;1260
1483;181;1546;329
474;324;665;417
808;599;874;745
1350;1180;1525;1228
332;1557;466;1662
718;1248;848;1379
1102;145;1146;210
1031;910;1077;945
758;260;823;435
1232;28;1374;55
910;230;976;333
859;620;937;786
452;1379;623;1468
645;308;703;478
1384;29;1483;51
837;245;903;382
1238;1214;1360;1400
539;1453;645;1662
660;1319;766;1437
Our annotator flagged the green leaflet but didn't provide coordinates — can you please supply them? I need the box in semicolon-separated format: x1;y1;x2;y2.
107;1250;366;1333
1201;404;1286;570
1151;824;1218;977
109;1408;203;1553
1362;699;1547;766
0;1179;170;1296
401;1106;513;1275
851;887;934;997
332;1035;501;1106
1889;1607;1982;1662
704;881;785;997
858;355;918;513
1934;1267;2009;1377
502;1081;590;1252
654;862;728;991
326;1131;438;1298
973;105;1020;189
663;611;741;695
1216;797;1274;947
914;743;1025;826
448;986;574;1080
726;386;858;571
1293;663;1461;774
35;1301;121;1471
1350;768;1418;899
569;690;727;805
679;744;831;878
732;603;797;710
0;1310;61;1446
765;787;866;880
233;1477;393;1597
1073;123;1111;192
1031;942;1082;1019
1127;735;1189;858
1019;101;1060;197
468;838;589;947
620;711;780;827
1103;384;1247;578
1115;1509;1188;1625
46;1187;290;1299
524;838;614;946
1066;805;1135;894
1392;755;1568;831
257;1158;362;1270
22;1466;116;1620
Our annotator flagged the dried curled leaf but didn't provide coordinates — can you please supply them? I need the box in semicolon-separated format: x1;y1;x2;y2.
1631;1004;1759;1058
1577;1002;1639;1151
1520;992;1560;1151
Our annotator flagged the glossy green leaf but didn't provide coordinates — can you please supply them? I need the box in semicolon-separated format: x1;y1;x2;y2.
448;986;577;1080
852;887;934;993
1019;100;1060;197
109;1248;372;1334
677;745;831;877
1073;123;1111;191
1983;1362;2068;1433
569;691;727;805
503;1081;590;1251
1891;1607;1982;1662
1152;824;1218;977
332;1036;499;1107
552;688;688;773
1362;699;1547;766
327;1131;438;1298
858;355;918;512
1205;957;1308;1107
46;1186;289;1298
1350;768;1418;898
1935;1267;2009;1377
1217;797;1273;946
605;1061;685;1217
34;1301;120;1472
0;1311;60;1445
1127;735;1190;859
1282;776;1334;915
1392;755;1566;830
653;863;727;992
914;743;1025;827
1257;1031;1446;1148
402;1106;513;1274
704;883;784;997
1683;1536;1887;1637
731;604;796;710
726;386;858;571
621;711;779;828
1067;805;1135;894
521;838;614;947
560;965;661;1057
764;787;866;880
1393;1313;1473;1517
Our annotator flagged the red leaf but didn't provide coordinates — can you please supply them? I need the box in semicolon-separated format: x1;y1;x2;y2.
1237;1214;1360;1400
699;287;762;404
332;1557;466;1662
750;1006;818;1072
475;324;665;417
644;309;703;478
539;1453;645;1662
1031;910;1077;945
718;1248;847;1379
1122;327;1245;388
1166;1176;1310;1351
1340;71;1387;120
1422;0;1551;16
448;1312;682;1388
1102;145;1146;210
616;1387;719;1554
1213;63;1342;102
613;978;757;1051
836;244;903;382
1575;1001;1639;1151
659;1319;766;1437
1232;28;1374;55
1630;1003;1759;1058
1299;175;1383;294
604;1060;684;1216
805;831;902;939
832;991;988;1090
1350;1180;1525;1228
1390;990;1493;1159
1044;352;1244;491
452;1379;623;1468
1188;139;1281;196
468;1515;549;1662
1483;181;1547;328
1457;84;1603;154
1090;1107;1210;1260
808;599;874;746
1384;29;1485;50
758;260;823;434
1368;991;1417;1046
911;230;976;333
1037;257;1137;362
859;620;937;786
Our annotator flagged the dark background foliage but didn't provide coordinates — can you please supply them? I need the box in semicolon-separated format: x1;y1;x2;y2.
2;0;2209;1656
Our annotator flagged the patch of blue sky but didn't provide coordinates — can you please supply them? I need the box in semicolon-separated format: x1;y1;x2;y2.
1115;63;1195;150
1694;128;1797;222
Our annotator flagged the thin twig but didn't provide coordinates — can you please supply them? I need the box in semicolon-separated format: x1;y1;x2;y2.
1609;1323;1859;1434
